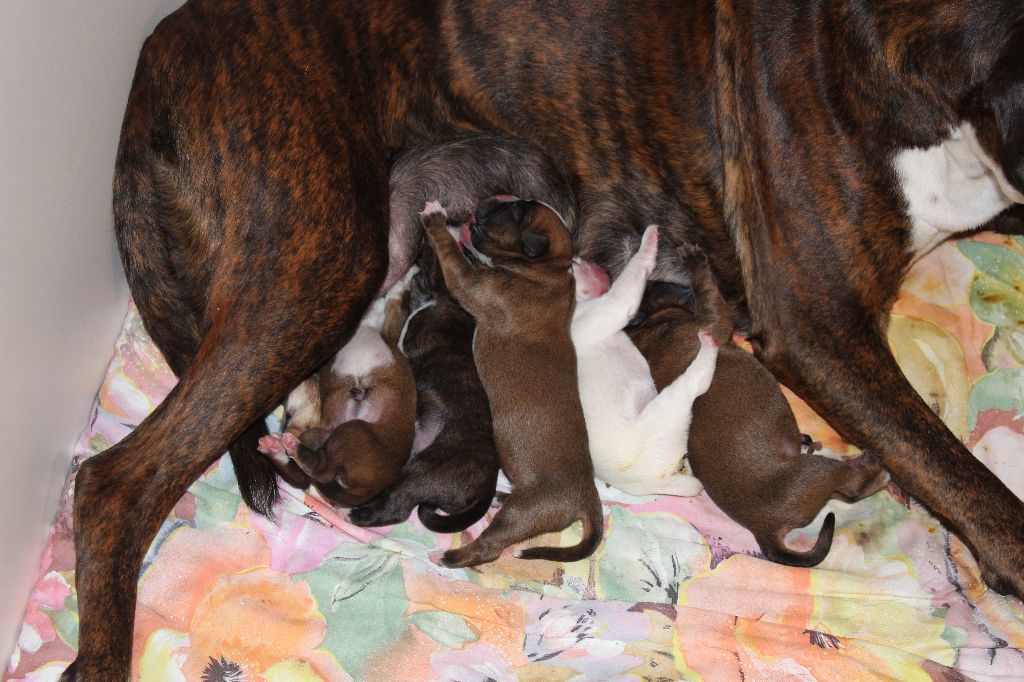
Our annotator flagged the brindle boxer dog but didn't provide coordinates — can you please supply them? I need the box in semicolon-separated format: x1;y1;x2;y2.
65;1;1024;677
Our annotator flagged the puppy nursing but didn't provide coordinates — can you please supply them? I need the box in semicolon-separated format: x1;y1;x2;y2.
422;199;603;567
348;243;501;532
572;225;716;497
628;246;890;566
259;278;416;507
260;131;889;571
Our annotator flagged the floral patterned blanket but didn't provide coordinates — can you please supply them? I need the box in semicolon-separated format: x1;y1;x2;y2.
5;234;1024;681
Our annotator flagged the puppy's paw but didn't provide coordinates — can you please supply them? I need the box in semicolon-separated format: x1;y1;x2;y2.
420;204;451;236
639;224;659;253
280;432;300;457
677;241;708;271
420;201;448;229
697;329;719;351
423;200;447;216
257;433;292;465
438;548;472;568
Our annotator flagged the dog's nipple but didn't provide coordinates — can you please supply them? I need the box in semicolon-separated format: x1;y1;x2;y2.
349;387;367;401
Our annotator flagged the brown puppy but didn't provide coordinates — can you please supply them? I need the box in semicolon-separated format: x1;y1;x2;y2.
421;198;602;568
628;246;891;567
259;286;416;507
348;242;501;531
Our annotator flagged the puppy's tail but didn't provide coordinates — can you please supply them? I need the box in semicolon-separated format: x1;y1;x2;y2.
418;495;494;533
758;513;836;568
514;494;604;563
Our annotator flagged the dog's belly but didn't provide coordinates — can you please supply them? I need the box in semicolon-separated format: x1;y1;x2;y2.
895;122;1024;256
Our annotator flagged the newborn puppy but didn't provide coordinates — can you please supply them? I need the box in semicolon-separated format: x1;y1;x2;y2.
348;242;500;531
628;246;891;567
422;199;603;567
259;275;416;507
572;225;717;497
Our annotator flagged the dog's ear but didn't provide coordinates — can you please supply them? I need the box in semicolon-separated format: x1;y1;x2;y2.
965;22;1024;193
520;229;550;258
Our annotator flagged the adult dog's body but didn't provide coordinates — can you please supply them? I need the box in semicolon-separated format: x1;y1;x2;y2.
66;0;1024;677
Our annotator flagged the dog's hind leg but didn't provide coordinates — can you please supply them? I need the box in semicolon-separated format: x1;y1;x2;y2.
113;69;291;519
65;200;388;681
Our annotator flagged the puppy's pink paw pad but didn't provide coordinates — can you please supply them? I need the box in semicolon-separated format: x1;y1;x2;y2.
698;330;718;349
641;224;659;249
428;550;446;566
281;432;300;457
258;434;285;456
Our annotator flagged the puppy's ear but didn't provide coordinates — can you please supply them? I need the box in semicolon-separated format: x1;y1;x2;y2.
520;229;550;259
965;22;1024;193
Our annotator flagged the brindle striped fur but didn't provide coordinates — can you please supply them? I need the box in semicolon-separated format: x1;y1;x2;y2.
65;1;1024;678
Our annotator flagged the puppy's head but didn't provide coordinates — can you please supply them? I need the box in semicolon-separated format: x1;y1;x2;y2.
298;427;403;507
466;197;572;268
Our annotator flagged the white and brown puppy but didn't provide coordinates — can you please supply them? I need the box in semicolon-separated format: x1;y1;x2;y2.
258;271;417;507
572;225;718;497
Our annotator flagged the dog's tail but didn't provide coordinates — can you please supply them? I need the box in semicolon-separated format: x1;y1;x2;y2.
418;495;494;533
758;513;836;568
513;494;604;563
228;421;281;518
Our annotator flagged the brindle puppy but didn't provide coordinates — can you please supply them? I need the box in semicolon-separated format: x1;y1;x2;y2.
629;247;890;567
422;199;603;568
348;242;500;531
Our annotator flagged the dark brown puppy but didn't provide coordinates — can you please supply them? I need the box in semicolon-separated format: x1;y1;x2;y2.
421;198;602;568
629;247;891;567
68;1;1024;676
349;242;500;531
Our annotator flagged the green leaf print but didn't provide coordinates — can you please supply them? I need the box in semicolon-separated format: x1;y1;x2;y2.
958;241;1024;290
299;543;408;680
968;275;1024;330
968;368;1024;430
50;592;79;649
409;610;478;649
596;506;708;604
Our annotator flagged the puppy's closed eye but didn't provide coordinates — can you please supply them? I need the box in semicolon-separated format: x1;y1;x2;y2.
520;229;550;258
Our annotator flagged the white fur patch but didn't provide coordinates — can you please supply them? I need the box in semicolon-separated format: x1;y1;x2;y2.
895;122;1023;257
330;325;393;379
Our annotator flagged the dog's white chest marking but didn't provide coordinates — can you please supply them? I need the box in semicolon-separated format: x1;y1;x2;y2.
895;122;1024;256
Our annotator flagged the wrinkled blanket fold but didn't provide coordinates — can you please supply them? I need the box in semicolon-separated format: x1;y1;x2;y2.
5;234;1024;681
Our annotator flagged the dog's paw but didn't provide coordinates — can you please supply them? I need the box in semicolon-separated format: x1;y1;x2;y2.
677;241;708;270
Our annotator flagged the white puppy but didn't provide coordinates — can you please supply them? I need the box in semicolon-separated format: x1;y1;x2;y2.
571;225;718;496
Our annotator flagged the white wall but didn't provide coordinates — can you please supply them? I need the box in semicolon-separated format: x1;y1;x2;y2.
0;0;186;663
